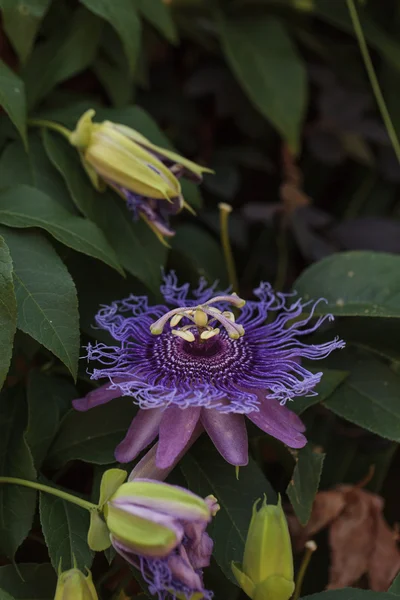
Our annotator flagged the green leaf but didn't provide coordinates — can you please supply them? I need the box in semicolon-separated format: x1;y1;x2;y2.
390;572;400;595
46;397;137;468
313;0;400;74
0;227;80;379
0;184;124;275
0;563;57;599
0;60;27;147
0;388;36;559
292;368;349;415
138;0;178;44
294;251;400;318
39;492;94;571
23;7;103;108
25;371;78;469
0;0;52;64
81;0;141;74
172;224;228;285
0;236;17;391
180;437;276;583
0;136;77;212
217;14;306;152
43;131;166;293
336;318;400;363
323;349;400;443
0;589;15;600
287;444;325;526
301;590;399;600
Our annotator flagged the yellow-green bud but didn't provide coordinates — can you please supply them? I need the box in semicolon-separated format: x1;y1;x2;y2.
231;496;295;600
54;569;98;600
69;109;212;201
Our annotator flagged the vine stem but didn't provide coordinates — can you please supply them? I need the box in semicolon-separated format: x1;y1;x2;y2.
0;477;98;512
293;540;317;600
28;118;72;140
218;203;239;293
346;0;400;164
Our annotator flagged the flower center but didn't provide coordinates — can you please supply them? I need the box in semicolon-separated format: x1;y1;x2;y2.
149;293;246;341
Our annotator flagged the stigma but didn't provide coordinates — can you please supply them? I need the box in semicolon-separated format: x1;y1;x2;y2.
150;293;246;341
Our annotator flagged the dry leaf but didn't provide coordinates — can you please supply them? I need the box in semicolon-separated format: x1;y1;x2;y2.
288;485;400;591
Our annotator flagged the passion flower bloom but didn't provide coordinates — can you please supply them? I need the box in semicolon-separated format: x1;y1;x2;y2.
73;274;344;467
68;110;212;241
104;477;218;600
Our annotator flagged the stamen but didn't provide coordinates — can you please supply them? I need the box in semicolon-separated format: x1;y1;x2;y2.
150;293;246;341
172;330;195;342
201;328;220;340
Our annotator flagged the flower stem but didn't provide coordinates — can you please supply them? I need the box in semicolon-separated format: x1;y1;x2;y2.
346;0;400;164
293;540;317;600
28;118;72;141
0;477;98;512
218;203;239;293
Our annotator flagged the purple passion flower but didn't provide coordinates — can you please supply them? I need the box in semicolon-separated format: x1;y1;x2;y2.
106;479;218;600
73;274;344;467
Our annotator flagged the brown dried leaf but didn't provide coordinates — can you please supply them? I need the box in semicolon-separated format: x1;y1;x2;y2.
368;499;400;591
327;488;377;589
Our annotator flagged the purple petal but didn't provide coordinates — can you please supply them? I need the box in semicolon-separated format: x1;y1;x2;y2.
115;408;163;463
129;424;203;482
72;383;123;411
246;394;306;448
185;528;214;569
201;409;248;466
168;546;203;590
156;406;202;469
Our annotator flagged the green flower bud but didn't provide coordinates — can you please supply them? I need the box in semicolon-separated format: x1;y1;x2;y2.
232;496;295;600
54;568;98;600
69;109;212;201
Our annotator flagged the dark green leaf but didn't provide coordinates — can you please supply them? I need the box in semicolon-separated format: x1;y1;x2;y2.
390;572;400;595
287;444;325;526
323;349;400;442
292;368;349;415
25;371;77;469
302;590;399;600
0;227;79;379
294;251;400;317
0;0;52;64
138;0;178;44
81;0;141;74
0;589;15;600
180;437;276;582
0;563;56;599
39;492;94;571
23;7;103;108
0;184;123;274
46;397;137;468
0;59;27;146
0;388;36;559
0;236;17;391
0;136;76;212
172;224;228;285
336;318;400;363
217;14;306;152
43;131;166;293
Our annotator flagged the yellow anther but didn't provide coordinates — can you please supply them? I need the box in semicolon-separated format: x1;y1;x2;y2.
172;329;195;342
222;311;235;322
170;314;184;327
200;328;220;340
194;309;208;328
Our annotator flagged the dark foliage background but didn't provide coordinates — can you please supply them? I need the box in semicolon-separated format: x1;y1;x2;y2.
0;0;399;598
